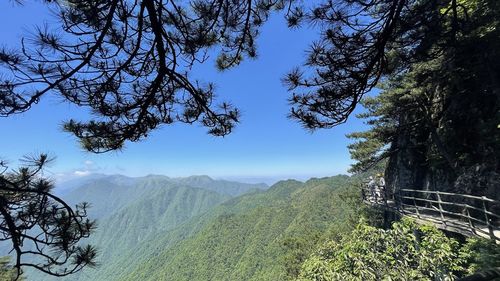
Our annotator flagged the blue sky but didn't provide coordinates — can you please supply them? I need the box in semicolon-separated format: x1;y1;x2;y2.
0;2;368;184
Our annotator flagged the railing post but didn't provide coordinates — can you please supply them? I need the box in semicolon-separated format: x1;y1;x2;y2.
413;192;420;219
482;196;495;240
465;206;474;230
397;188;403;211
436;192;446;225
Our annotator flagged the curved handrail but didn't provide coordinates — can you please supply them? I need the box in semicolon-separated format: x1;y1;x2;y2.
361;185;500;241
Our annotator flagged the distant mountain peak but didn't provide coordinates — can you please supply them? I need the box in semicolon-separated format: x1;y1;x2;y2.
143;174;171;179
184;175;213;181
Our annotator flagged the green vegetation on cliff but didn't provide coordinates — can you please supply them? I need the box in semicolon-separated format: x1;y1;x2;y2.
297;219;500;281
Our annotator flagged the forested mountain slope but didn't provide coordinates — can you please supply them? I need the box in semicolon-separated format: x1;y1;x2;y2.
27;175;267;281
171;175;268;196
108;175;360;281
27;175;361;281
60;175;267;220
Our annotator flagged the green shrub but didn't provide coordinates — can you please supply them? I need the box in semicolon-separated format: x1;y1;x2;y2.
460;237;500;274
297;218;467;281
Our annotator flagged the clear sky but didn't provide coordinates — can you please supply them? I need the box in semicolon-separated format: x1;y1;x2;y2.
0;2;368;184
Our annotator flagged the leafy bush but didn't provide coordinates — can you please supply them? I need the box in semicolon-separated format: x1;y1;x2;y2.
460;237;500;274
297;218;468;281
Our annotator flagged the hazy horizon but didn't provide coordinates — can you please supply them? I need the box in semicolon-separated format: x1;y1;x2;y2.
53;171;349;186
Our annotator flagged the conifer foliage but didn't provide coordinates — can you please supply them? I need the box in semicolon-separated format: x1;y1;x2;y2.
345;0;500;177
284;0;499;135
0;154;96;279
0;0;298;153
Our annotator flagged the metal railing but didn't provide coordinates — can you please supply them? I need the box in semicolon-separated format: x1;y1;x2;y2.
361;185;500;241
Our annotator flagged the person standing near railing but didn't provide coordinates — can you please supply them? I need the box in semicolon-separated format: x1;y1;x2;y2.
368;176;376;202
376;174;386;204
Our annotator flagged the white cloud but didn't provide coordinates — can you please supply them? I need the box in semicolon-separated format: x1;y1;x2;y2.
74;170;91;176
52;160;108;184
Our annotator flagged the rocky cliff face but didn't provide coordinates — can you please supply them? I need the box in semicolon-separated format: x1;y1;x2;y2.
385;87;499;207
384;15;500;203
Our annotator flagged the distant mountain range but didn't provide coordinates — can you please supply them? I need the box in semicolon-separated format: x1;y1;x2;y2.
56;175;268;220
25;174;359;281
55;174;268;198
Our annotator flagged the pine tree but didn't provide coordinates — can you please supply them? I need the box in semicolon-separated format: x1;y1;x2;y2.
0;154;96;278
0;0;298;153
347;0;499;198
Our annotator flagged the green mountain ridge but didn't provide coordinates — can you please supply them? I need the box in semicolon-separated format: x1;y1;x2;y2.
118;176;359;281
61;175;267;220
28;175;268;281
27;175;360;281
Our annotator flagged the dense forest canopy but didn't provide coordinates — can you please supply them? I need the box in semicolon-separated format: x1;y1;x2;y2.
27;175;364;281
